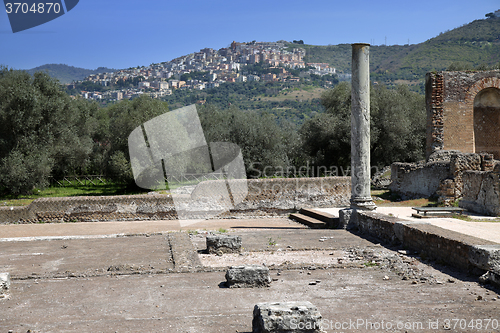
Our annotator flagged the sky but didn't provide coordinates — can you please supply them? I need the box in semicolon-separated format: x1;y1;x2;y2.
0;0;499;70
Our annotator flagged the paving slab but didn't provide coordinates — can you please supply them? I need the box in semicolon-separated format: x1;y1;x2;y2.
0;235;173;279
1;264;499;332
1;215;500;332
0;218;305;241
191;229;379;253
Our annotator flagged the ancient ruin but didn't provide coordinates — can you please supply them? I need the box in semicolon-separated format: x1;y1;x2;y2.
349;43;376;211
426;70;500;158
391;70;500;215
252;301;325;333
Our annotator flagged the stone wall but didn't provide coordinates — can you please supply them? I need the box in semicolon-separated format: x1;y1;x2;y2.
389;160;450;198
390;151;496;204
193;177;350;218
0;177;350;224
426;70;500;159
460;166;500;216
0;194;177;224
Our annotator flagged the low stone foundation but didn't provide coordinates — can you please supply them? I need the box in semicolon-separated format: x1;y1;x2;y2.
348;210;500;285
0;177;350;224
0;194;177;224
206;235;242;254
195;177;350;217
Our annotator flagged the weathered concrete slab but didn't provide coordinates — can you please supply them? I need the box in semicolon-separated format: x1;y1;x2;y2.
0;230;499;332
0;235;174;279
225;264;271;288
252;301;325;333
191;229;380;253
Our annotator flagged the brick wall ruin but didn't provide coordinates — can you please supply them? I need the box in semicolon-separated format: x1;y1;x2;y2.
391;70;500;213
426;70;500;158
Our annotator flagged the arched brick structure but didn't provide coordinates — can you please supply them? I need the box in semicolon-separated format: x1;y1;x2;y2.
426;70;500;159
472;87;500;158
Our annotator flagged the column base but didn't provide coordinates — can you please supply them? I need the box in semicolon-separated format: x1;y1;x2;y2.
350;197;377;211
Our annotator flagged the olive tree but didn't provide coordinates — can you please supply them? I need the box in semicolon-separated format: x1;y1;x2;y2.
0;67;96;194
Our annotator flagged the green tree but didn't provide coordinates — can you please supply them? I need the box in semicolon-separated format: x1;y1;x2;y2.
104;95;170;183
300;82;351;170
300;81;426;171
198;104;300;178
0;67;97;194
370;84;426;166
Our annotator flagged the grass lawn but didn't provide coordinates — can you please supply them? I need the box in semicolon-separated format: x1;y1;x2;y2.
0;181;150;207
371;189;438;207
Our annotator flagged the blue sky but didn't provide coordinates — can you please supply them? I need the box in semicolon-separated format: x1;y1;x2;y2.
1;0;498;70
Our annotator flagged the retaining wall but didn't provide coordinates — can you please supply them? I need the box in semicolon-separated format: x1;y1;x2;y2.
0;177;350;224
0;195;177;224
351;211;500;280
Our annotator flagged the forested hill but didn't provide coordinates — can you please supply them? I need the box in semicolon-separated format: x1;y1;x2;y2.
300;15;500;82
24;64;116;84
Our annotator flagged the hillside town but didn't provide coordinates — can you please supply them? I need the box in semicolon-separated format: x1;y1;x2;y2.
71;41;337;101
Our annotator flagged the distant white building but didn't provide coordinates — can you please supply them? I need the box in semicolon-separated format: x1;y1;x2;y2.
247;74;260;82
236;75;247;82
209;73;217;82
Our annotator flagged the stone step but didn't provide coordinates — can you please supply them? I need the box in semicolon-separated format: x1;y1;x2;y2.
289;213;327;229
299;208;338;227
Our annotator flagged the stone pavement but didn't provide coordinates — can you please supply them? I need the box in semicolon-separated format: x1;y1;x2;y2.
0;218;304;241
1;209;500;332
1;226;500;332
1;206;500;244
315;206;500;244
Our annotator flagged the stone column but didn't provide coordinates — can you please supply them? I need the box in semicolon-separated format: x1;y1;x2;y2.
350;43;376;211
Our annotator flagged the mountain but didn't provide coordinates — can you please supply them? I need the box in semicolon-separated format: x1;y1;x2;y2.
24;64;116;84
299;15;500;82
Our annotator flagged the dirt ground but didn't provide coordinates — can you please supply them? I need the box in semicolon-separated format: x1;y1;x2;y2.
1;228;499;332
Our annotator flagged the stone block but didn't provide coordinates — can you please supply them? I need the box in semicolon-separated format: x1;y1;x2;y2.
338;208;353;229
225;265;271;288
0;272;10;298
469;245;500;275
252;301;325;333
206;234;242;254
